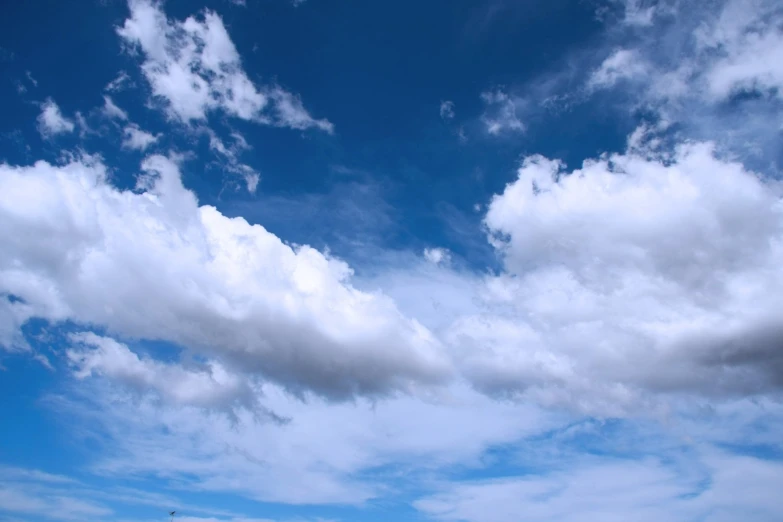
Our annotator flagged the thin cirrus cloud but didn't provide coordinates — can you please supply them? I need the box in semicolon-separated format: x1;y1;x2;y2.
415;451;783;522
480;90;525;135
587;48;649;90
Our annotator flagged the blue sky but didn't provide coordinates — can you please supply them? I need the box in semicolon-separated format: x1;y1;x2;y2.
1;0;783;521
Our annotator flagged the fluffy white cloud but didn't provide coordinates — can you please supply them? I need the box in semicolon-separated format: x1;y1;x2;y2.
122;123;159;150
118;0;331;131
447;141;783;414
67;332;258;411
101;95;128;120
0;154;449;399
36;98;74;137
480;90;524;135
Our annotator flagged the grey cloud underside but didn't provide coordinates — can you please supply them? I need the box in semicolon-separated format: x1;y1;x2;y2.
3;139;783;415
0;156;449;403
449;143;783;413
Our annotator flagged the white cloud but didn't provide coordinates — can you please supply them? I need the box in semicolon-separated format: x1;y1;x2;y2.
25;71;38;87
0;467;111;521
7;140;780;415
207;129;260;193
588;49;648;90
447;141;783;414
440;100;455;120
0;464;240;520
705;25;783;100
36;98;75;137
122;123;159;150
581;0;783;161
105;70;133;92
608;0;661;26
101;95;128;120
60;379;555;505
118;0;331;132
423;247;451;265
480;90;524;135
242;170;260;194
416;451;783;522
75;111;93;137
268;86;334;133
67;332;258;411
0;154;449;399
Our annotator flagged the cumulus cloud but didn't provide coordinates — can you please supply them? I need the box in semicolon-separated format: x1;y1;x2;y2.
117;0;331;131
480;90;524;135
122;123;159;150
0;154;449;399
67;332;258;411
36;98;74;137
447;141;783;414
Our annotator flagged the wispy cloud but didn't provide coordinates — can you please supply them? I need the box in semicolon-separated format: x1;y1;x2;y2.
36;98;75;137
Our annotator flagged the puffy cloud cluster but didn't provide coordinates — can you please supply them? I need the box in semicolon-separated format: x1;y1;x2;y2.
7;0;783;422
447;142;783;413
0;154;449;402
118;0;332;131
3;140;783;415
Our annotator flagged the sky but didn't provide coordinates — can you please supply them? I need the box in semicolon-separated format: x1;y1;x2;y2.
1;0;783;520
